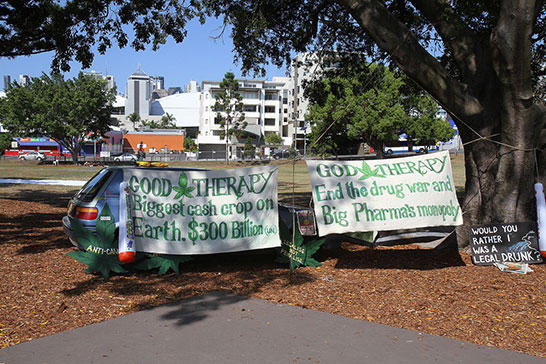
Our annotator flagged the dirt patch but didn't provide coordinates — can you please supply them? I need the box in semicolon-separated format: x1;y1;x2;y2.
1;197;545;358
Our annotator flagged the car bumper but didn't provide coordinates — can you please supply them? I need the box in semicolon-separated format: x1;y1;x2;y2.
62;216;100;249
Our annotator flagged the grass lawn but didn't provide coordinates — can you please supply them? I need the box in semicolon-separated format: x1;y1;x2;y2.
0;153;465;205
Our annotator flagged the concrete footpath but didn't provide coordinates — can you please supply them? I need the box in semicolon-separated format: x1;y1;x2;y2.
1;291;544;364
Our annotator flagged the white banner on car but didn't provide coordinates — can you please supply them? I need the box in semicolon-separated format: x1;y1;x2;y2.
123;166;280;255
306;151;463;236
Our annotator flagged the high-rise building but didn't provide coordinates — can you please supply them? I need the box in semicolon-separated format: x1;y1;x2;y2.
83;70;116;90
125;67;152;117
151;76;164;90
185;80;201;93
3;75;11;90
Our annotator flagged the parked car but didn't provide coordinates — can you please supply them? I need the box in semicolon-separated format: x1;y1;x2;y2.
19;151;46;161
62;166;319;250
113;152;138;162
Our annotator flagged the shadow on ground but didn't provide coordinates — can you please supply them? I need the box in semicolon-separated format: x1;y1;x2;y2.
0;184;78;208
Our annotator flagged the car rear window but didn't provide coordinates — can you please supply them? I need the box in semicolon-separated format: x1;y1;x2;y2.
75;168;113;202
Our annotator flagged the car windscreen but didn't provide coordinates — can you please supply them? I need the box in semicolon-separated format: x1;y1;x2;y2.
75;168;114;202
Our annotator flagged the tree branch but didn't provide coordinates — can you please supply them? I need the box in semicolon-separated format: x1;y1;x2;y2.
335;0;482;120
409;0;481;78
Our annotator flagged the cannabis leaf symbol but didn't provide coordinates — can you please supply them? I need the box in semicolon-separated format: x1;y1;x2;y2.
133;254;192;276
66;203;127;281
356;160;386;180
276;218;324;271
172;172;195;200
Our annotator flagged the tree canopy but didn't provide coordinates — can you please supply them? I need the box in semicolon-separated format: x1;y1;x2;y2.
306;63;454;157
0;132;13;155
141;113;178;129
264;132;283;146
0;72;116;162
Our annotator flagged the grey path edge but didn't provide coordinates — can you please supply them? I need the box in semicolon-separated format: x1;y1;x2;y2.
1;291;544;364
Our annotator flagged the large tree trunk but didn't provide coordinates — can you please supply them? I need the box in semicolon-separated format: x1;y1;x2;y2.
455;1;546;247
457;106;544;247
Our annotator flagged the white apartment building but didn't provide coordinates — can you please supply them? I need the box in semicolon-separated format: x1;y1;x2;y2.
290;52;336;151
198;77;292;158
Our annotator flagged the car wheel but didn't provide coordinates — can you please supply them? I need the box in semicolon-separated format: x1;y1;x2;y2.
385;149;393;155
418;148;425;154
37;157;43;161
20;157;26;160
114;158;120;162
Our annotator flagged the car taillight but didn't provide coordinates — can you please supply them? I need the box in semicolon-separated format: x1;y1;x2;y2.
75;207;98;220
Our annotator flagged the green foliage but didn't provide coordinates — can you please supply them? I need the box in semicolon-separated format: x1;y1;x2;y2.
127;113;141;129
307;64;455;157
0;1;197;72
141;113;178;129
0;73;116;163
0;132;13;155
214;72;247;164
307;64;405;158
214;72;247;139
132;254;192;275
66;203;127;281
243;137;255;159
264;133;283;146
183;138;199;152
398;80;455;146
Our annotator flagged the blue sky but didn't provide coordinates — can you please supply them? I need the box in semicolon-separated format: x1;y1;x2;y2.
0;17;288;94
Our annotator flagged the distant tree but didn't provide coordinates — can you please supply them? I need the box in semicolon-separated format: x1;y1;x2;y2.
243;137;255;159
307;64;405;158
183;137;198;152
214;72;247;165
265;133;283;146
0;73;115;163
127;113;141;130
307;63;455;157
161;113;176;125
141;115;177;129
0;132;13;155
398;77;455;151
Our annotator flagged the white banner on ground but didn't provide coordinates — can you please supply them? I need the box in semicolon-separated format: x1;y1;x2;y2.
306;151;463;236
123;166;280;255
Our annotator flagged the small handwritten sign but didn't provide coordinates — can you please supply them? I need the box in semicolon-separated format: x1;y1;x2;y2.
469;222;543;265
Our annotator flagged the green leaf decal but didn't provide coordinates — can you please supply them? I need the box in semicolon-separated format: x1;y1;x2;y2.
67;251;127;281
133;253;192;275
66;202;126;281
172;171;194;201
96;203;116;247
277;219;325;270
357;160;385;180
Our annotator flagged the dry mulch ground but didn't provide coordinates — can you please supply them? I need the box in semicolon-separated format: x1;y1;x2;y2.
1;197;546;358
